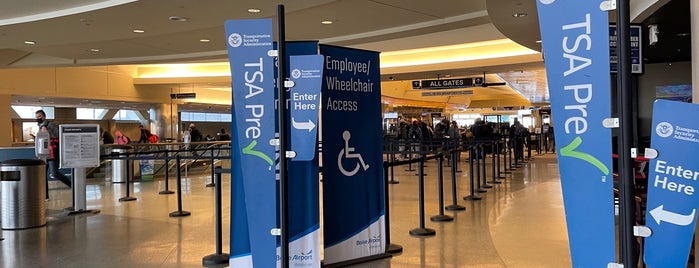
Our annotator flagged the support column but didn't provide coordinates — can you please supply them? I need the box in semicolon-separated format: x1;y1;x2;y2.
0;94;11;146
150;103;179;141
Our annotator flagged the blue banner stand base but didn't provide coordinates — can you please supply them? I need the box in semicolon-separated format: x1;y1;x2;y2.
463;195;482;201
409;228;436;237
445;205;466;211
158;190;174;195
387;243;403;254
430;215;454;222
322;252;393;268
202;253;229;267
169;211;191;217
118;197;137;202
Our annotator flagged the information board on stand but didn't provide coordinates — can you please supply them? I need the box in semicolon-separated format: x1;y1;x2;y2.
59;124;100;168
644;100;699;267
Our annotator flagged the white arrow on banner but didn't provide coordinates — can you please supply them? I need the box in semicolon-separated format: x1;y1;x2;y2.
292;117;316;132
649;205;696;226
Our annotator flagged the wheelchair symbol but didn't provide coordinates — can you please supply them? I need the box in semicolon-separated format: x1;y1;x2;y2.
337;130;369;176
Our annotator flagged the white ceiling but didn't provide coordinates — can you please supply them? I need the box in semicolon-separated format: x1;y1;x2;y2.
0;0;666;112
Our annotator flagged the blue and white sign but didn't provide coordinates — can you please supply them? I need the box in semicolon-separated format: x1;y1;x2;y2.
289;55;323;162
610;24;642;73
224;19;276;268
276;41;322;268
536;1;616;267
644;100;699;267
320;45;385;265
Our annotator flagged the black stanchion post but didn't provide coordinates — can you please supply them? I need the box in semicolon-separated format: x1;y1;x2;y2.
203;167;229;266
383;162;403;254
160;150;174;195
446;149;465;211
463;145;482;201
431;154;453;222
169;155;191;217
496;139;506;178
488;142;501;184
475;144;488;192
277;6;291;268
119;157;136;202
409;157;435;237
405;141;415;172
206;156;215;187
480;144;492;189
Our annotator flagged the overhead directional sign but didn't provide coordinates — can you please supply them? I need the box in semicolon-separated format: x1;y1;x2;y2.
289;54;323;161
412;78;473;89
644;99;699;267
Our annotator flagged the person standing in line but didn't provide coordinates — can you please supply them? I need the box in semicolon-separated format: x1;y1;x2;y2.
218;128;231;141
189;123;203;142
138;125;152;143
36;110;71;187
101;129;115;144
115;130;129;144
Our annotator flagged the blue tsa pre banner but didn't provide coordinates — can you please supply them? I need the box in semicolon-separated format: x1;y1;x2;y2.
320;44;385;265
224;18;276;268
644;100;699;267
536;1;615;267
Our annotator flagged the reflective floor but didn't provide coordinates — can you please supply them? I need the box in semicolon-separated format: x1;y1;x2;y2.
0;152;570;267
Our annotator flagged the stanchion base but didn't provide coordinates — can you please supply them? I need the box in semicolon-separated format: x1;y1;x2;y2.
202;253;230;266
488;180;502;184
119;196;137;202
409;228;436;237
482;184;493;188
67;209;100;216
205;183;215;188
169;210;192;217
430;215;453;222
388;180;400;184
387;243;403;254
498;175;507;179
445;204;466;211
159;190;175;195
456;170;463;173
476;189;488;193
463;195;482;201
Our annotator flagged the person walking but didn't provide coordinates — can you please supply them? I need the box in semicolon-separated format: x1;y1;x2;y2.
36;110;71;187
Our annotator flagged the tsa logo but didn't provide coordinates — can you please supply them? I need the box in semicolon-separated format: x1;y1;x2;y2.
291;68;301;79
228;33;242;47
656;122;673;138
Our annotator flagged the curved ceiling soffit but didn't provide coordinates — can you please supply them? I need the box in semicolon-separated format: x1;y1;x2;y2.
485;0;668;52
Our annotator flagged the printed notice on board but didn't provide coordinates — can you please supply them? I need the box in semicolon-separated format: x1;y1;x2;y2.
59;124;100;168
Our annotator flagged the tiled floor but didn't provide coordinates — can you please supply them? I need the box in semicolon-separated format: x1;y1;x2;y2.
0;152;570;267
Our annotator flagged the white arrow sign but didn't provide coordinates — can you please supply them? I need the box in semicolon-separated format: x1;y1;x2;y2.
649;205;696;226
292;117;316;132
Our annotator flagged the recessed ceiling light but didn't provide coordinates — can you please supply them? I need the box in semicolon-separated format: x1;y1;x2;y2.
133;29;145;33
24;40;36;45
677;33;690;37
247;8;261;13
199;38;210;42
512;12;527;18
168;16;188;22
321;20;333;25
90;48;100;52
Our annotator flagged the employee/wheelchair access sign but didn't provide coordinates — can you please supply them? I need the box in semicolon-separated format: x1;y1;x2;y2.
644;100;699;267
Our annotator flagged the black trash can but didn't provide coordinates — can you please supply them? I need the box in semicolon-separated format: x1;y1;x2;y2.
1;159;47;229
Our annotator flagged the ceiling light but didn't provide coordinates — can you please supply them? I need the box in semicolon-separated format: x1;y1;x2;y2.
321;20;333;25
168;16;189;22
90;48;100;52
535;40;542;43
199;39;210;42
512;12;527;18
133;29;145;33
247;8;261;13
24;40;36;45
677;33;690;37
